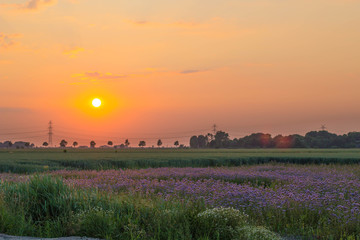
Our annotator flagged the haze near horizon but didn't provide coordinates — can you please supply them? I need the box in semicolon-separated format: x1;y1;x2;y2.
1;0;359;145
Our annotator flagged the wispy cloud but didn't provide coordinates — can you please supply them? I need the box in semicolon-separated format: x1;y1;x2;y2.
124;19;203;28
72;72;127;83
0;0;57;12
63;47;84;58
70;68;211;84
125;20;149;26
139;68;207;76
0;33;22;49
180;69;201;74
138;67;209;76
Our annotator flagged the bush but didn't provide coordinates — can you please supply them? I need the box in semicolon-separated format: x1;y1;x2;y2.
195;207;248;240
236;226;281;240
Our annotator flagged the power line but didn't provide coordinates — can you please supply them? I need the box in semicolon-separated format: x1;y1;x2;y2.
54;131;192;141
53;125;210;137
0;125;45;131
0;130;47;136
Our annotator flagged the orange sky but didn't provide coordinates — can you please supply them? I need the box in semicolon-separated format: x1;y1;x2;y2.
0;0;360;146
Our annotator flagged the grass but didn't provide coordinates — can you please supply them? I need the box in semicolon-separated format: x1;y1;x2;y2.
0;176;280;240
1;149;360;239
0;148;360;173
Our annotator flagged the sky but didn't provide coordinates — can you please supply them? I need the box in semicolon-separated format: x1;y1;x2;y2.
0;0;360;146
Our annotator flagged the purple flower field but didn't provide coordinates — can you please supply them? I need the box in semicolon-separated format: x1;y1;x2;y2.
51;165;360;234
2;164;360;237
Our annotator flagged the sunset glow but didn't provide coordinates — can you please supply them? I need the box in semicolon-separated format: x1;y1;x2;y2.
0;0;359;146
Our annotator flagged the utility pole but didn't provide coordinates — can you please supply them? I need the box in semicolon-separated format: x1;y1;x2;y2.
48;121;53;147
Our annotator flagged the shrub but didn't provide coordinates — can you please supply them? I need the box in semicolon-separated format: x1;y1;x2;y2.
236;226;281;240
195;207;248;240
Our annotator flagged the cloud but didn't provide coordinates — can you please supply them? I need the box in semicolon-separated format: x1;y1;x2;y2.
63;47;84;58
124;19;202;28
70;68;212;84
139;68;205;76
72;72;127;83
0;0;57;12
0;33;22;49
180;69;201;74
125;20;149;26
139;67;209;76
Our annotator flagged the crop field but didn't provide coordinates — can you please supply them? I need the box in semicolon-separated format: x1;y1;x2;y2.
0;149;360;239
0;148;360;173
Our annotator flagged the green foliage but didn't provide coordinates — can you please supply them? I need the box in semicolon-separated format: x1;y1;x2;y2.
192;130;360;149
195;207;248;240
0;177;281;239
0;199;34;236
76;207;116;239
236;226;282;240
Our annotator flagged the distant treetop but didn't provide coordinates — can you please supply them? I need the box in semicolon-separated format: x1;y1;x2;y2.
190;130;360;149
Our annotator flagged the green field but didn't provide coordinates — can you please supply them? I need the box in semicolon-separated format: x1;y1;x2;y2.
1;149;360;239
1;148;360;173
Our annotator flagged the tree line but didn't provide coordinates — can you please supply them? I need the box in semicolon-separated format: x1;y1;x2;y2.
42;139;183;148
189;130;360;148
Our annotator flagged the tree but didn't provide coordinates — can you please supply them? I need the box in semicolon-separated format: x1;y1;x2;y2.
272;135;292;148
198;135;208;148
60;139;68;148
5;141;13;148
108;141;113;146
214;131;230;148
138;141;146;148
90;140;96;148
42;142;48;147
289;134;307;148
174;141;179;148
305;131;338;148
157;139;162;148
190;136;199;148
241;133;271;148
125;139;130;147
189;129;360;149
73;141;78;148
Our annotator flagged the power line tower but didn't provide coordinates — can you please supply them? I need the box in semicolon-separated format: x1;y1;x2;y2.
321;125;327;131
48;121;53;147
212;124;217;135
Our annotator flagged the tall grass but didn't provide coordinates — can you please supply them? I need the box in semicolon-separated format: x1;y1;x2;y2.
0;176;279;239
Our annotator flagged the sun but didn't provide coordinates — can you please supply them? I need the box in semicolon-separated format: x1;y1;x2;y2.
92;98;102;108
